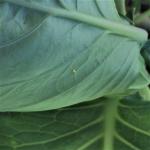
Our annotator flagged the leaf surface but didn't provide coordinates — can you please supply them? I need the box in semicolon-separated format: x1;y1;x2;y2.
0;95;150;150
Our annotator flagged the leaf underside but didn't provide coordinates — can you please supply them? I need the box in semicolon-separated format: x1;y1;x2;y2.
0;0;149;111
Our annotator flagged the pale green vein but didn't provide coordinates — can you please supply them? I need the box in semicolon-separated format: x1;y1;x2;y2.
103;98;120;150
15;117;103;148
117;115;150;137
77;134;103;150
0;18;46;49
4;0;148;42
115;133;141;150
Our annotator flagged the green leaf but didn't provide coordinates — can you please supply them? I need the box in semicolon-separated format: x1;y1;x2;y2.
0;0;149;111
129;55;150;90
0;95;150;150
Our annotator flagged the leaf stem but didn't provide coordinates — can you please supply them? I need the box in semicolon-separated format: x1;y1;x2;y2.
4;0;148;43
103;98;120;150
133;0;141;14
115;0;126;16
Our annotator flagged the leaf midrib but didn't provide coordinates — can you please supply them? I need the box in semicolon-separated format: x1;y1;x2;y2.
4;0;148;42
103;98;120;150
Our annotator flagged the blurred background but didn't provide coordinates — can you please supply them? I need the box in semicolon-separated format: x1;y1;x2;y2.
126;0;150;36
126;0;150;74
